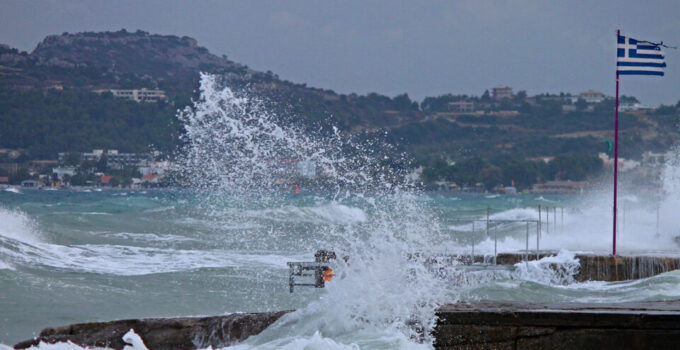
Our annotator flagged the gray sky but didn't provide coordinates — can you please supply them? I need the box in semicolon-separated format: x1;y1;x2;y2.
1;1;678;106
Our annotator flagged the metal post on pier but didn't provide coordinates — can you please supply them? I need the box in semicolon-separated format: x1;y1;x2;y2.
536;221;540;260
525;222;529;267
486;207;490;237
471;221;475;264
538;205;542;238
622;201;626;236
656;203;660;238
494;224;497;265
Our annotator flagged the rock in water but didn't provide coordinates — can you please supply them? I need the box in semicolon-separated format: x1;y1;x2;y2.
14;311;291;350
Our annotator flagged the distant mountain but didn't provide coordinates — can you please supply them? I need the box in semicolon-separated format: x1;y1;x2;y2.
0;30;422;131
2;30;259;91
0;30;678;186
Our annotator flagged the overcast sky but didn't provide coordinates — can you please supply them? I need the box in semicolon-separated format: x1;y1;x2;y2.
1;1;678;105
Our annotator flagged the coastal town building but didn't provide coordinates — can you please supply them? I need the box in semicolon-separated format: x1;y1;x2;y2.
21;180;40;188
579;90;605;104
492;86;513;100
52;166;76;180
59;149;152;169
448;101;476;113
100;175;113;186
106;152;152;169
531;180;595;194
93;88;168;103
620;101;646;111
138;161;173;176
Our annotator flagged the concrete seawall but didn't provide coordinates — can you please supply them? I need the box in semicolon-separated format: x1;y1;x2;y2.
434;301;680;350
16;301;680;350
493;253;680;281
14;311;292;349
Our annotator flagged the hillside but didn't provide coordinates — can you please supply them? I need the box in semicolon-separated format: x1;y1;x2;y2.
1;30;679;188
0;30;422;131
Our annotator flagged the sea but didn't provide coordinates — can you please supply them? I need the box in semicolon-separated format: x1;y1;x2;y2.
2;74;680;349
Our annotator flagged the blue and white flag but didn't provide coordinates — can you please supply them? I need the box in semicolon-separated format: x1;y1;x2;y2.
617;35;666;76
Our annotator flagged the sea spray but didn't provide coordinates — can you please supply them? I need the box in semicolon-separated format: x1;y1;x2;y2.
174;73;453;347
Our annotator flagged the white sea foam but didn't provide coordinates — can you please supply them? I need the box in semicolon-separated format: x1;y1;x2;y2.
0;260;13;270
3;239;300;275
3;187;21;194
0;207;42;245
512;250;580;285
0;207;304;274
4;329;149;350
106;231;196;243
122;329;148;350
142;206;175;213
9;73;679;349
243;203;367;225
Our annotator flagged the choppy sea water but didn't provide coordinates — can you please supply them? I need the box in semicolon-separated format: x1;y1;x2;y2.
3;74;680;349
2;189;680;349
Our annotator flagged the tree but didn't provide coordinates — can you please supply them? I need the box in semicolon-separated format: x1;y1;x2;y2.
63;152;81;165
96;154;108;172
393;94;414;111
575;98;587;111
109;176;121;187
9;168;30;184
70;173;86;186
481;90;491;102
515;90;528;102
481;165;503;190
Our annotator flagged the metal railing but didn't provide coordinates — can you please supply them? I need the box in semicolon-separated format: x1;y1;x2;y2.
447;206;567;267
448;218;540;266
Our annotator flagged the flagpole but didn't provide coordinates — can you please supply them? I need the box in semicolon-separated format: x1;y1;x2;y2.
612;29;620;256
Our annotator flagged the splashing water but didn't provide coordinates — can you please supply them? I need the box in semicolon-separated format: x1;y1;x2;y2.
172;73;453;347
4;75;680;349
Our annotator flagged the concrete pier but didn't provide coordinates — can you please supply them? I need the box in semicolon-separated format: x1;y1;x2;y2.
493;253;680;281
424;251;680;282
434;300;680;350
16;301;680;350
14;311;292;349
336;250;680;282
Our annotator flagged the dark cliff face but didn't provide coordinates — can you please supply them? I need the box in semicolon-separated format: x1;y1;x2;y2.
0;30;421;135
32;31;249;74
20;30;266;93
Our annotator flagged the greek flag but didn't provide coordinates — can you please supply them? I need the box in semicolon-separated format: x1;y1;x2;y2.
617;35;666;76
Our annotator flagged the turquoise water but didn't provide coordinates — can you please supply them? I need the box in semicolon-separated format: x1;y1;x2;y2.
2;188;679;348
3;74;679;349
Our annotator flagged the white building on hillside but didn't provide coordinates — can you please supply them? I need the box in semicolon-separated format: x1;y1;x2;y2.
579;90;606;104
94;88;167;103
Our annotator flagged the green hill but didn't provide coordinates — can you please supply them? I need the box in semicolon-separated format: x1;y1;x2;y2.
1;30;678;188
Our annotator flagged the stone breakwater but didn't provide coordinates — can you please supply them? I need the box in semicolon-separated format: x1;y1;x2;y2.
421;252;680;282
14;301;680;350
14;311;291;349
434;300;680;350
495;253;680;281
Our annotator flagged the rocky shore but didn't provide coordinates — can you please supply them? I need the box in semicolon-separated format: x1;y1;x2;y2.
14;300;680;349
14;311;291;349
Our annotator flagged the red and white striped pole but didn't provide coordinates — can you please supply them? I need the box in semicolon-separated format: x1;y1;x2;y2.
612;29;620;256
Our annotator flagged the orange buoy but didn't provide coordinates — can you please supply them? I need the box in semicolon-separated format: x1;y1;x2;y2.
322;268;334;282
